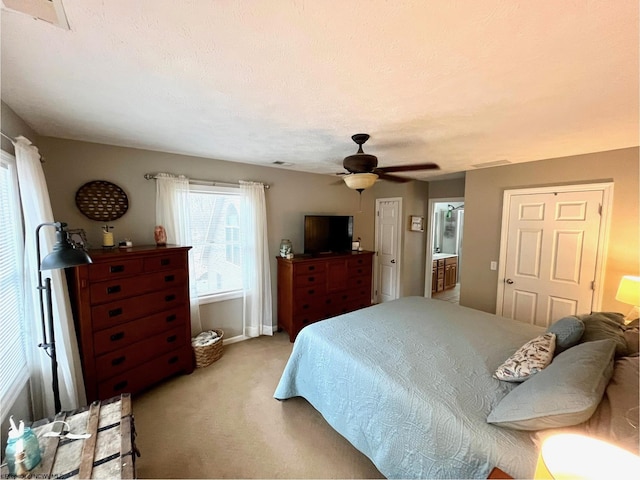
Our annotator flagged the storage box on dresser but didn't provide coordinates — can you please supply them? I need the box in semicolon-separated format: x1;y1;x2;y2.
277;251;374;342
68;245;194;402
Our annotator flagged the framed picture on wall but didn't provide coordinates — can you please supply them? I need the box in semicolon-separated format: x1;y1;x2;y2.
410;215;424;232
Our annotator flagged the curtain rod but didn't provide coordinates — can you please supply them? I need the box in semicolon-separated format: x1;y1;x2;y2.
0;131;46;162
1;131;15;142
144;173;270;189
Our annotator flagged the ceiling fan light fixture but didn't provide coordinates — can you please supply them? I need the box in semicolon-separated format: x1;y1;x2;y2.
343;173;378;190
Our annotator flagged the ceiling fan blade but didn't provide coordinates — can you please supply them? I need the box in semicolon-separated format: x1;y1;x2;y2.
376;162;440;173
375;171;412;183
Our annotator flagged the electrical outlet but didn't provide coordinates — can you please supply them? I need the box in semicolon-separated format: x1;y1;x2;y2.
490;261;497;271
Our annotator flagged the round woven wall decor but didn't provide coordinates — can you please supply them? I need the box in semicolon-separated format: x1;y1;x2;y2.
75;180;129;221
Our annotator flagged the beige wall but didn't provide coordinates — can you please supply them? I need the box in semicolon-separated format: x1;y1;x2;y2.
36;137;385;338
461;147;639;315
428;176;466;199
1;100;38;154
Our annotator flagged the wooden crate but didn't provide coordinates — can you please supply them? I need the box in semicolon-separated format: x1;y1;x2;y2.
2;394;138;479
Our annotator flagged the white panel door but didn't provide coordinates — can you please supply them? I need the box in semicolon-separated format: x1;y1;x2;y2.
501;189;604;327
375;198;401;303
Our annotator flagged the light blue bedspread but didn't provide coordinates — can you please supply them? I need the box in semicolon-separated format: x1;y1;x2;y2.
274;297;545;479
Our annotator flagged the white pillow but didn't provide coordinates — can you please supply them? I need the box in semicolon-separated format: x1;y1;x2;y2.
494;333;556;382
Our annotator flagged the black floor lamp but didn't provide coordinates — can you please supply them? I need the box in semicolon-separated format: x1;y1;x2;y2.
36;222;92;413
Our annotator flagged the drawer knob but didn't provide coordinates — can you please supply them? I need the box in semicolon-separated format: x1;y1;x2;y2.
110;265;125;273
165;294;176;302
167;335;177;343
308;276;315;282
111;356;126;366
168;356;179;365
161;258;171;266
308;289;315;295
110;332;125;342
308;266;315;271
108;307;123;318
166;314;177;323
302;304;309;310
113;380;128;391
164;274;175;282
107;285;121;294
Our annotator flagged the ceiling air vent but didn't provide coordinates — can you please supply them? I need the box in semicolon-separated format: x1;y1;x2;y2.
272;161;294;166
2;0;69;29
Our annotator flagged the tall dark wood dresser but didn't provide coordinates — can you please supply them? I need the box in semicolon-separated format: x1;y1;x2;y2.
68;245;194;402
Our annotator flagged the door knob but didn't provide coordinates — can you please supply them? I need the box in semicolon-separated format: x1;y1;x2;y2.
505;278;514;284
390;259;396;264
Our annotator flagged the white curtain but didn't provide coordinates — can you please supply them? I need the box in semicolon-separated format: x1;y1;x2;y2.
239;181;272;337
15;136;86;418
155;173;202;335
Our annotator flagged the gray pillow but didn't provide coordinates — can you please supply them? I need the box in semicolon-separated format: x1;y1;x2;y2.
531;355;639;455
487;339;616;430
579;312;628;357
547;316;585;354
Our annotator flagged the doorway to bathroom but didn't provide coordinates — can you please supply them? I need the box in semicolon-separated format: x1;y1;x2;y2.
424;198;464;304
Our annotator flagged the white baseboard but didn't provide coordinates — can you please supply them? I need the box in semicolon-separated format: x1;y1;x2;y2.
225;326;275;345
225;334;249;345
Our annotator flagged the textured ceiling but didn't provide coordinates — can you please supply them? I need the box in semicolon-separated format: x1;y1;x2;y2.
1;0;638;181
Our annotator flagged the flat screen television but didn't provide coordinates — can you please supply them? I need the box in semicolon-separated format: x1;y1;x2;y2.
304;215;354;254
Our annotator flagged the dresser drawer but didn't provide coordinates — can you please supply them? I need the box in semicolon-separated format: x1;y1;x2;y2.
347;256;370;268
293;294;326;316
97;347;190;400
294;284;327;301
93;307;187;355
292;310;325;330
293;262;326;275
293;272;326;288
348;274;371;289
95;326;186;380
91;287;187;331
88;259;143;282
143;252;185;272
348;263;372;278
89;268;187;305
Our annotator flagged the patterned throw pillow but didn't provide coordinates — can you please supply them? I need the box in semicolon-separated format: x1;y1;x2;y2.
494;333;556;382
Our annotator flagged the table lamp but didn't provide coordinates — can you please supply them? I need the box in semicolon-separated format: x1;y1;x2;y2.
37;222;92;413
615;275;640;322
534;433;640;479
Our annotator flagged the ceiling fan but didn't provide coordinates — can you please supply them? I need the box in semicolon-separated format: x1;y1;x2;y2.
339;134;439;191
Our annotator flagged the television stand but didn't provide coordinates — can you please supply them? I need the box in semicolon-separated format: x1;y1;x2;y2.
276;251;374;341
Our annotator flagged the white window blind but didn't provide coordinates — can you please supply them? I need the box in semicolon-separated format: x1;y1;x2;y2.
0;152;28;418
188;185;243;297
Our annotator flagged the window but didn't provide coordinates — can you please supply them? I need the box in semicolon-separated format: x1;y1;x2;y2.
0;151;28;418
188;185;243;299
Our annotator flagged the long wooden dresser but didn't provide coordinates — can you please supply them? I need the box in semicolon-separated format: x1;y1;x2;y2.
68;245;194;402
277;251;374;342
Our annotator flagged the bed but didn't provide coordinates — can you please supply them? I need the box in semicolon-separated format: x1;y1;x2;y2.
274;296;639;479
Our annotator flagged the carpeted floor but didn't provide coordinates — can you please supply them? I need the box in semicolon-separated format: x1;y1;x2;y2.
133;332;384;479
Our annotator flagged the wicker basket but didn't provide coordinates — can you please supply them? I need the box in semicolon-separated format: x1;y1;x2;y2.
192;329;224;368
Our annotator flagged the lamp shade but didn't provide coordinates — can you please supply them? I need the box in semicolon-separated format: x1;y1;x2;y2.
40;229;92;270
343;173;378;190
535;433;640;479
615;275;640;306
